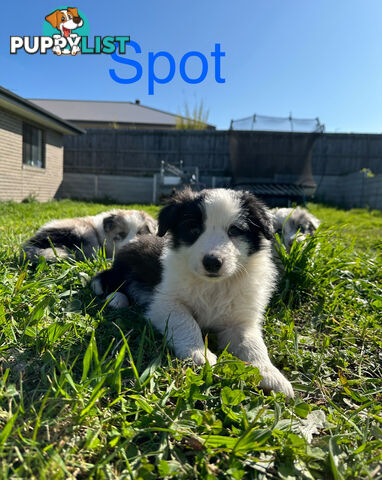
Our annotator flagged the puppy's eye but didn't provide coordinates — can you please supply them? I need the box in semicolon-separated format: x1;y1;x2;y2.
228;225;244;237
188;226;202;237
61;16;65;21
297;224;305;233
179;220;202;242
137;226;149;235
68;14;72;19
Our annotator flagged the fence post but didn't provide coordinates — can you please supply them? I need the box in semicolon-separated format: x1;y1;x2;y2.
152;174;157;204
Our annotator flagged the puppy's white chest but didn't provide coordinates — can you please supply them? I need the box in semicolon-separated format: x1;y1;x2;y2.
181;279;248;330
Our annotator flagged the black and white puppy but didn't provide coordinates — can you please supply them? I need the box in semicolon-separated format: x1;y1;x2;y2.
22;209;157;262
92;189;294;397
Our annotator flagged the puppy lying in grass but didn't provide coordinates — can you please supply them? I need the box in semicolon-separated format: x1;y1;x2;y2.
271;207;320;252
92;188;294;397
21;210;157;262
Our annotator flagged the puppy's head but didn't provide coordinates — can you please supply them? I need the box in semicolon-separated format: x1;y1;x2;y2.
158;188;273;281
272;207;320;251
103;210;157;254
45;8;83;36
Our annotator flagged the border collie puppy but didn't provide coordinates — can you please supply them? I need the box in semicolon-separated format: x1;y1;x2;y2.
271;207;320;252
21;209;157;262
92;189;294;397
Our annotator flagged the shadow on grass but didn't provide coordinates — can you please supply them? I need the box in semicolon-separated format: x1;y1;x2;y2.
1;250;168;407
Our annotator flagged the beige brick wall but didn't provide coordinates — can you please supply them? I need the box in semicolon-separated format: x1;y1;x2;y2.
0;110;64;202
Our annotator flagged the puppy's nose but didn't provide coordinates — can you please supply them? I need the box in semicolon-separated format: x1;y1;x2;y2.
203;254;223;273
73;16;82;24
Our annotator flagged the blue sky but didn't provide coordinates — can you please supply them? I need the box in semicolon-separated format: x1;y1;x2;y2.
1;1;382;131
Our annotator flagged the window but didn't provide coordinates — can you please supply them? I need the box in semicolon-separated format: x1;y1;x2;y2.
23;123;45;168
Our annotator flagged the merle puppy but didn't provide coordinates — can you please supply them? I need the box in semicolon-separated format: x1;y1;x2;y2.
272;207;320;252
22;209;157;262
92;188;294;397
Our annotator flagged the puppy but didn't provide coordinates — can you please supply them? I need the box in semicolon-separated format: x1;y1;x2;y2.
92;189;294;397
45;7;84;37
45;7;84;55
271;207;320;252
22;209;157;263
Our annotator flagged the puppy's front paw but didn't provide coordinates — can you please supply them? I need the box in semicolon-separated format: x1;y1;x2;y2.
190;349;217;366
258;365;294;398
91;276;104;296
106;292;130;309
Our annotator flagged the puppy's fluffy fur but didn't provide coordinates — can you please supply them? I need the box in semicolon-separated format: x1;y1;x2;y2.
271;207;320;252
92;189;294;397
22;209;157;262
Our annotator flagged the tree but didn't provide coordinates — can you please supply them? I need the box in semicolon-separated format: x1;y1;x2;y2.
176;100;210;129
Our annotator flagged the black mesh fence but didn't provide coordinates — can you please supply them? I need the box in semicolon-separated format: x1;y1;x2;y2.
229;130;320;200
230;114;324;133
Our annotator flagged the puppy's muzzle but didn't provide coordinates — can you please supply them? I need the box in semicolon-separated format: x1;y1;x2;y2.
203;254;223;275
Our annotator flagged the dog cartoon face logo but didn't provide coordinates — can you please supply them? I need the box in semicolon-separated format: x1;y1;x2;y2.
45;7;84;55
45;7;83;37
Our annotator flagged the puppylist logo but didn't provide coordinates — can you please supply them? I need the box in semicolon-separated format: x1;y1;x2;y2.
9;8;226;94
10;7;130;56
44;7;86;55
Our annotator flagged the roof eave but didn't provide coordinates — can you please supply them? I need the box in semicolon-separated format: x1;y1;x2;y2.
0;87;85;135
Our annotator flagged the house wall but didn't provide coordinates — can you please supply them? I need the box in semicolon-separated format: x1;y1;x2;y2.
0;109;64;202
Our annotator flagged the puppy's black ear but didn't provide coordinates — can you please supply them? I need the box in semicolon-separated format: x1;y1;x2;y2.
241;192;274;240
158;188;198;237
157;203;180;237
103;214;116;233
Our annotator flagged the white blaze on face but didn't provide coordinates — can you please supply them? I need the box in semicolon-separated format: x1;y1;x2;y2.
59;10;83;37
112;215;135;251
187;190;248;278
112;211;151;251
204;189;242;230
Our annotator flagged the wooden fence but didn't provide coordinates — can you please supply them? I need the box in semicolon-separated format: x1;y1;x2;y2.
64;129;382;177
64;130;230;176
312;133;382;175
62;129;382;208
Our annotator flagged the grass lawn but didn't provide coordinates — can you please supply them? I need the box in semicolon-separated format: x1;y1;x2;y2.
0;199;381;479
